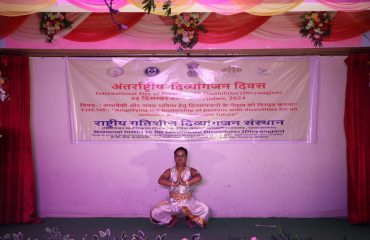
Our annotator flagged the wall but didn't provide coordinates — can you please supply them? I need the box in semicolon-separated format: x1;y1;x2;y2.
30;56;347;218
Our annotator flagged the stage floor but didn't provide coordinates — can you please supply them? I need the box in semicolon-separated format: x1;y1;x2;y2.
1;218;369;240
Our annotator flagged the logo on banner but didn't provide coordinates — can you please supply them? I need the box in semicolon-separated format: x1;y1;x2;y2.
186;62;199;77
144;66;160;77
221;66;242;74
257;67;270;76
106;67;124;77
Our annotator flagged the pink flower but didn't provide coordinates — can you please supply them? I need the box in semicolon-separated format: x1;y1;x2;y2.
182;36;190;43
250;237;258;240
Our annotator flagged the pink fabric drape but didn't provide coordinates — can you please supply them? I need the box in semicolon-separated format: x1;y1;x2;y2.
65;0;129;12
0;55;41;224
63;12;144;42
198;13;270;43
196;0;242;15
316;0;370;11
230;0;304;16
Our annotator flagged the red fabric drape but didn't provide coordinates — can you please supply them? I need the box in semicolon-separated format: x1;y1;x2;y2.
0;55;40;224
198;13;270;43
0;15;29;39
63;12;145;42
326;11;370;41
344;53;370;224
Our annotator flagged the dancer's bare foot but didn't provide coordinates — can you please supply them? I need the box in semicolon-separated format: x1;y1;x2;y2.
166;215;178;228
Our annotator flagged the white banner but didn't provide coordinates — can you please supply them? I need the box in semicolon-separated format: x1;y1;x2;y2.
66;57;318;142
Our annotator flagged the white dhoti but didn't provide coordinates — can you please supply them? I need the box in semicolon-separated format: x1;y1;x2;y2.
150;166;210;227
150;197;210;227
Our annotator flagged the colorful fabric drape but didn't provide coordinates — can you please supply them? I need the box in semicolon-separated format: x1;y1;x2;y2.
0;15;29;39
250;12;301;40
124;14;172;40
198;13;270;43
344;53;370;224
9;13;89;42
127;0;196;16
231;0;304;16
196;0;243;15
63;12;144;42
65;0;129;12
326;11;370;41
0;55;40;224
0;0;57;16
1;11;369;44
316;0;370;11
1;0;370;16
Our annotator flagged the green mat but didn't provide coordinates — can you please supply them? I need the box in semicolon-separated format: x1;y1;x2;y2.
1;218;369;240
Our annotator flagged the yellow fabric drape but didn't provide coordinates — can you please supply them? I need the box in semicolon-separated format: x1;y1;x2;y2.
231;0;304;16
0;0;57;16
127;0;196;16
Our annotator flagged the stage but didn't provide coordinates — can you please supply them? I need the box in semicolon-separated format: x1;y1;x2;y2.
1;218;369;240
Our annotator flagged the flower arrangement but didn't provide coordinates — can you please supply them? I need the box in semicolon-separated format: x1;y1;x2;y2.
172;12;207;51
300;11;333;47
39;12;72;43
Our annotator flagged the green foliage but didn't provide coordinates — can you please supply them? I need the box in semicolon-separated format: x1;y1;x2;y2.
142;0;156;14
162;0;172;16
142;0;172;16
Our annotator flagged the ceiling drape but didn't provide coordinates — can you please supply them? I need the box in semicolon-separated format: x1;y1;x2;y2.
316;0;370;11
2;0;370;16
326;11;370;41
63;12;145;42
0;0;57;16
0;15;29;38
198;13;270;43
65;0;129;12
2;11;369;44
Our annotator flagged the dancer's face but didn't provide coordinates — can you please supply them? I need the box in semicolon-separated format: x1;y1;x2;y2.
174;149;187;167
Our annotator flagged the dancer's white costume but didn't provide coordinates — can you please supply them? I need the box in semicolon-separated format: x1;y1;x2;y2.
150;166;210;227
